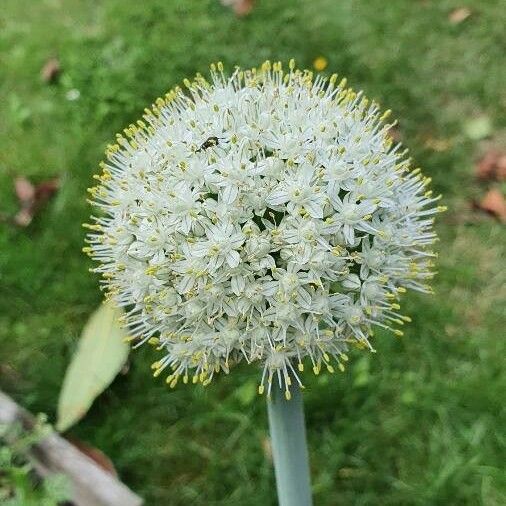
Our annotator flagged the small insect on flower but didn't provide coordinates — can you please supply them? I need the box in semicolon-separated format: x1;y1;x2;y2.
196;136;219;152
85;60;443;398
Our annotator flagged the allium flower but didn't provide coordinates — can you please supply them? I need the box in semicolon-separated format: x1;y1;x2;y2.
84;60;445;399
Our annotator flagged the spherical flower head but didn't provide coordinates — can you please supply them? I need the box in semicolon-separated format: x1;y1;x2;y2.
84;60;444;398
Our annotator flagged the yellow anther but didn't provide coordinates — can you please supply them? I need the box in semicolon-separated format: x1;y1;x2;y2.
380;109;392;121
145;266;159;276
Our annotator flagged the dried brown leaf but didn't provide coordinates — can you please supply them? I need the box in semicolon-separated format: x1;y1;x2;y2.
14;177;35;202
66;437;118;477
496;155;506;180
41;57;61;83
13;177;60;226
221;0;255;16
35;178;60;200
13;209;34;227
448;7;472;24
476;150;506;181
478;188;506;222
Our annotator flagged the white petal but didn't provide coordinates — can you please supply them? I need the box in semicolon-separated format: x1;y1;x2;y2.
231;275;246;295
305;201;323;219
266;190;289;206
222;184;239;204
226;250;241;268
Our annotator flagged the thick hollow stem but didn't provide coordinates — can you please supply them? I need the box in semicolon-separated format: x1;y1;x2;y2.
267;381;313;506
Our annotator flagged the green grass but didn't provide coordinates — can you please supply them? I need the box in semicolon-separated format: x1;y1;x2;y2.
1;0;505;504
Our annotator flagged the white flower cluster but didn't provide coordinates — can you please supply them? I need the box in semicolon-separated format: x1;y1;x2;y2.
85;61;444;399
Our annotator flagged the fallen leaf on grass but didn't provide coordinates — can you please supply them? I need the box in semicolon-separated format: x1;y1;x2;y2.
41;57;61;83
220;0;255;16
477;188;506;222
476;150;506;181
66;437;118;477
448;7;472;24
14;177;35;202
13;177;60;226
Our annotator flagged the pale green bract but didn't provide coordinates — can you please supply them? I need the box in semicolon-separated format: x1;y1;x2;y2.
84;60;443;399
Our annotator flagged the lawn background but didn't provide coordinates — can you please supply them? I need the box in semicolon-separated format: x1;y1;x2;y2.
1;0;505;504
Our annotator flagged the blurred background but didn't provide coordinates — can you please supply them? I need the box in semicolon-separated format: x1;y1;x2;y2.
1;0;505;504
